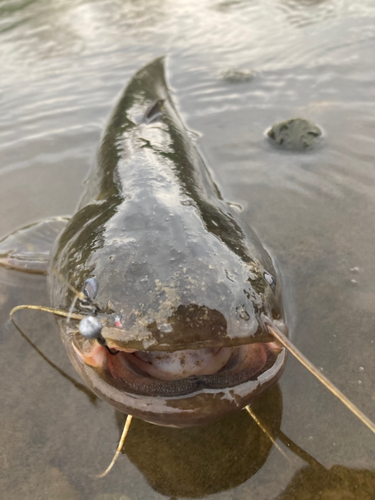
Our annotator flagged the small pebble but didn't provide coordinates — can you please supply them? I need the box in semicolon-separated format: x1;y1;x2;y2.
221;68;256;83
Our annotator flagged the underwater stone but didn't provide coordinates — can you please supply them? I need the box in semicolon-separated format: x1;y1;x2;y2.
221;69;256;83
267;117;322;151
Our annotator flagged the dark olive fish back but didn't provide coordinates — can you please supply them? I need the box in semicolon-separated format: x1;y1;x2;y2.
49;58;284;352
43;59;289;426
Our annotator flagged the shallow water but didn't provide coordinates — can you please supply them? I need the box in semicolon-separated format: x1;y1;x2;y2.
1;0;375;498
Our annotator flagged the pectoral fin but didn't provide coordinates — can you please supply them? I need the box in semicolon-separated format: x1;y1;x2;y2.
0;217;69;274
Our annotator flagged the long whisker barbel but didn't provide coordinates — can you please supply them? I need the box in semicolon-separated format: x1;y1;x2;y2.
97;414;133;478
9;304;119;356
10;303;132;476
245;405;289;461
49;267;102;319
9;269;121;355
10;318;98;403
67;295;79;324
10;304;86;322
9;302;131;475
263;315;375;436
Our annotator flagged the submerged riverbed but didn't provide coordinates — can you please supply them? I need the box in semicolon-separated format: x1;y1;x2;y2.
1;0;375;499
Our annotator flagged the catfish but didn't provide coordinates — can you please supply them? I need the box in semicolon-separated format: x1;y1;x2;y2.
2;58;374;474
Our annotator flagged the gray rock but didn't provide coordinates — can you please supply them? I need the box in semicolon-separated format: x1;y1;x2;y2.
267;117;322;151
221;68;256;83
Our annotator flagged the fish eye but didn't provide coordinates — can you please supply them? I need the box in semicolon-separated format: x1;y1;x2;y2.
264;271;276;291
83;277;99;301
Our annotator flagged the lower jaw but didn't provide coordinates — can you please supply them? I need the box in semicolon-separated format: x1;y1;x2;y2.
69;341;287;427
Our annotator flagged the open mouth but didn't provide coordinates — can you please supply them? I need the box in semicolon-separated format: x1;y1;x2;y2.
72;337;283;398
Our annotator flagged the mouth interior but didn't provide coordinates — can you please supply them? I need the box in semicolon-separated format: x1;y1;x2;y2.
131;347;235;380
73;337;281;397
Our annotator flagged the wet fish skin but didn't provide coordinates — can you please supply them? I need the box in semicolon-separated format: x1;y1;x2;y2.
47;58;287;426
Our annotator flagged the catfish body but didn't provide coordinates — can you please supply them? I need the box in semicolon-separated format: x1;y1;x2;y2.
47;58;288;426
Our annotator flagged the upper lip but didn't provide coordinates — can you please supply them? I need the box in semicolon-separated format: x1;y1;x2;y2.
72;311;287;356
100;323;278;352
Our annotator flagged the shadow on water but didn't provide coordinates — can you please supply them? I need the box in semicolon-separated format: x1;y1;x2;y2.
112;383;375;499
277;465;375;500
117;385;283;498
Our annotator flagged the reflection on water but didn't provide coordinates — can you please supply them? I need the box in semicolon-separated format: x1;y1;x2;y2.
123;386;283;498
1;0;375;498
278;465;375;500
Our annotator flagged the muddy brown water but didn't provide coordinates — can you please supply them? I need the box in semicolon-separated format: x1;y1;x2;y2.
1;0;375;499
